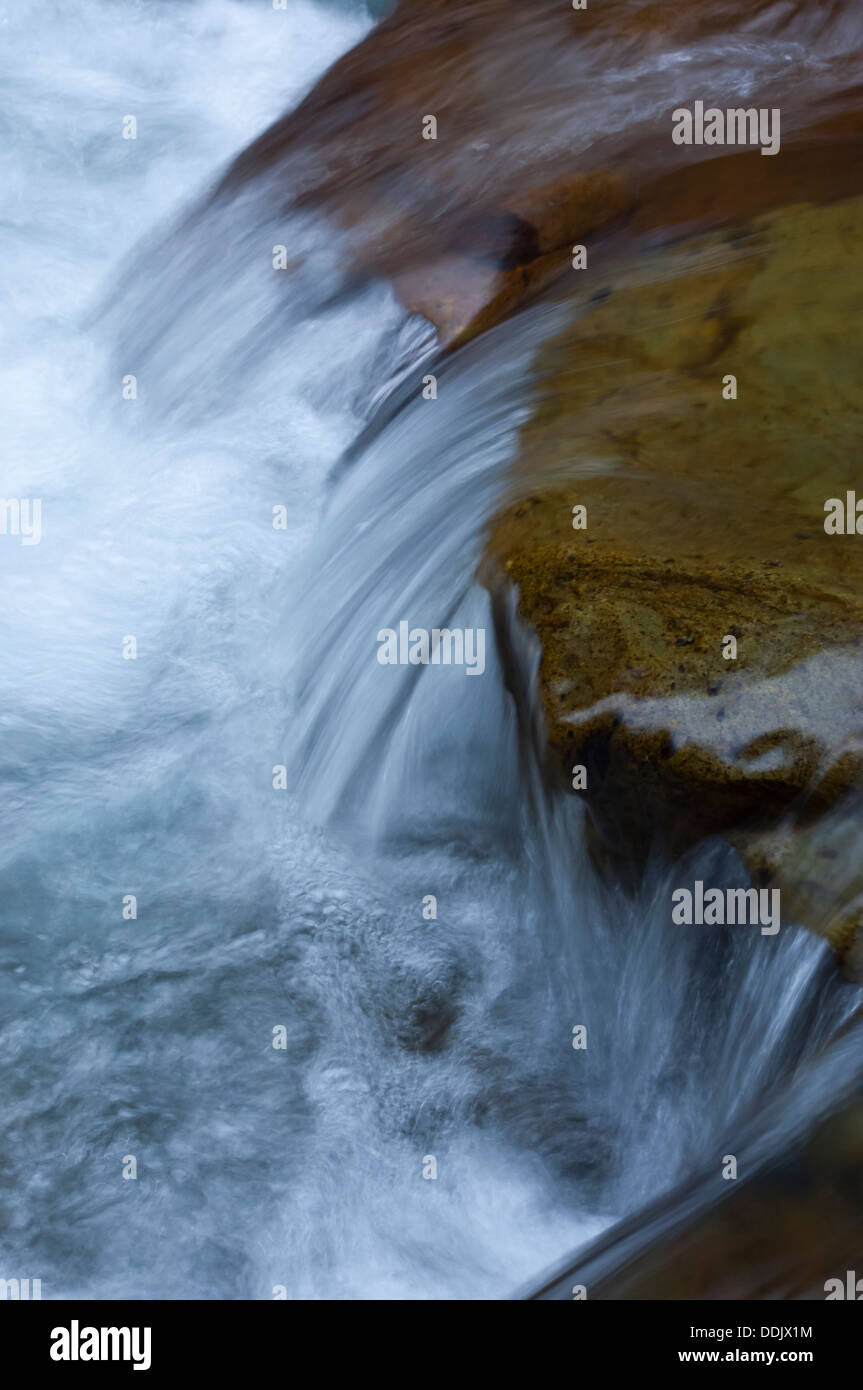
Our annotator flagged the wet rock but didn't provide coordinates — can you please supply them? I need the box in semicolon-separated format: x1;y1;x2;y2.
214;0;859;344
218;0;863;958
392;246;567;349
531;1078;863;1299
485;197;863;959
731;804;863;975
392;172;631;346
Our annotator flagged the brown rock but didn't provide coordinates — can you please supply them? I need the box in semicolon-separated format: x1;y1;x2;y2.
485;197;863;951
213;0;861;343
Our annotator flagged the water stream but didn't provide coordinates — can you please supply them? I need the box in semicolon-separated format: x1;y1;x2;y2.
1;0;859;1301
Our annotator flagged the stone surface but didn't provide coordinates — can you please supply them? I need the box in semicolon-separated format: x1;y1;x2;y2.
213;0;861;343
485;197;863;961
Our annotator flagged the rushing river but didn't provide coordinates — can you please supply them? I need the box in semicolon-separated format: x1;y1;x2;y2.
1;0;859;1300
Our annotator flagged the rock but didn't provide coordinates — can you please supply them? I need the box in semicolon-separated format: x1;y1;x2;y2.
484;196;863;960
213;0;859;344
392;173;631;347
393;247;566;349
530;1056;863;1299
730;808;863;975
217;0;863;958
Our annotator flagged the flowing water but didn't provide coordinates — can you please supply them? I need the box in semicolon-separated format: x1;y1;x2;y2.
1;0;860;1300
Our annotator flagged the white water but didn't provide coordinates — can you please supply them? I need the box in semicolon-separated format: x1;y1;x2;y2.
0;0;858;1300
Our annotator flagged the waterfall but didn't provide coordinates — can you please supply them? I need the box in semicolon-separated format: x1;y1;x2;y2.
1;0;859;1303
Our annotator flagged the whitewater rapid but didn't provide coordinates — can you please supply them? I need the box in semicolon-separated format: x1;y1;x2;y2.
0;0;600;1298
1;0;858;1301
